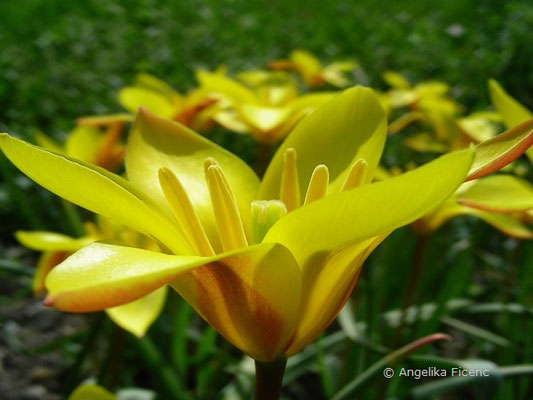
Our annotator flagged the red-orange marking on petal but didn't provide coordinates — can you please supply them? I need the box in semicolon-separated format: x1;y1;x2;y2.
466;119;533;181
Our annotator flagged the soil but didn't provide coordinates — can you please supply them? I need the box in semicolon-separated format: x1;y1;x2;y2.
0;273;87;400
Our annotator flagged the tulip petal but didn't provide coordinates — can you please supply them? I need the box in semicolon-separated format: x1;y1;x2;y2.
469;210;533;239
489;79;533;129
260;86;387;199
34;132;63;153
0;134;191;254
118;87;175;118
285;233;388;356
457;175;533;212
46;241;301;361
488;79;533;162
238;104;291;133
466;119;533;180
16;231;94;251
68;384;116;400
264;148;473;266
106;286;167;337
65;125;101;162
33;251;70;295
171;243;301;361
76;113;133;126
45;242;201;311
196;70;257;104
134;73;176;95
421;202;533;239
126;109;260;250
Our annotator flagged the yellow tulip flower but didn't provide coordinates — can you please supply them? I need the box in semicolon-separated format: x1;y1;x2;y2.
196;69;335;144
16;216;166;337
1;87;532;397
268;49;358;88
117;73;217;130
381;118;533;238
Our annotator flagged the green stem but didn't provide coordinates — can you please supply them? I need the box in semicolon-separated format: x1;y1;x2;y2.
136;337;193;400
254;358;287;400
393;234;427;347
64;312;105;394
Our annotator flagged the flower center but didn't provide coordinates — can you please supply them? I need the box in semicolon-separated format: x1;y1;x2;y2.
158;148;368;256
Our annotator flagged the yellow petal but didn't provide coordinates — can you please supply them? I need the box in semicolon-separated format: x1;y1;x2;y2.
457;112;500;143
466;119;533;180
46;242;301;361
106;286;167;337
65;125;101;163
421;202;533;239
286;234;388;356
134;73;177;96
264;148;473;266
322;61;357;88
287;92;336;111
469;209;533;239
382;71;411;89
212;109;250;133
0;134;191;254
457;175;533;212
33;251;70;295
260;86;387;199
126;109;259;251
68;384;116;400
196;70;257;104
171;243;301;361
415;81;450;98
16;231;94;251
118;86;175;118
238;104;291;133
403;132;448;153
388;111;423;134
290;49;323;87
76;114;133;126
489;79;533;129
34;132;63;153
488;79;533;162
45;242;203;311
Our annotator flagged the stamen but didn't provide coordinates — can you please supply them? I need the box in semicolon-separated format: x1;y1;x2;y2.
280;148;300;211
203;157;218;175
159;168;215;256
251;200;287;244
206;164;249;252
341;158;368;191
304;164;329;205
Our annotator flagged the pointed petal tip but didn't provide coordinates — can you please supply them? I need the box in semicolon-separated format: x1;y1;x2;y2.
137;106;150;116
43;295;55;307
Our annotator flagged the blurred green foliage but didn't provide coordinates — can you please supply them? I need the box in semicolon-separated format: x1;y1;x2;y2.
1;0;533;137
